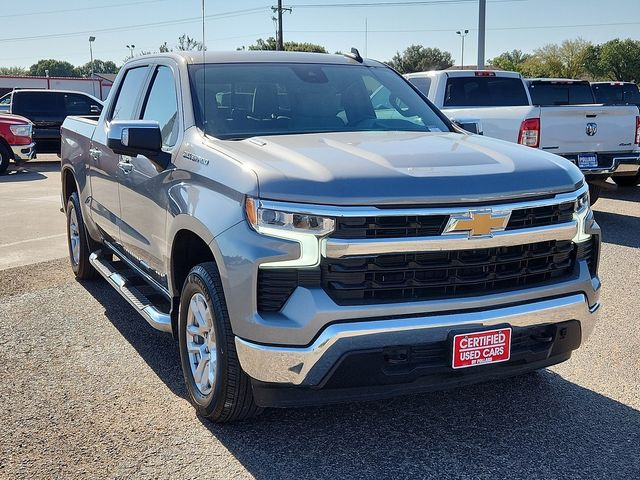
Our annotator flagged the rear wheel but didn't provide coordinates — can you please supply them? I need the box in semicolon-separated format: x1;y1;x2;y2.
613;173;640;187
0;143;11;175
178;263;261;423
66;192;99;280
588;183;601;205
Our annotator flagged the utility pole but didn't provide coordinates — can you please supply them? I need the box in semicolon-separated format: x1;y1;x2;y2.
477;0;486;69
272;1;291;51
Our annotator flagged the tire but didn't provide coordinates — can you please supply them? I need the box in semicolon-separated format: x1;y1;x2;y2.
613;173;640;187
178;263;261;423
66;192;99;280
0;143;11;175
588;183;601;205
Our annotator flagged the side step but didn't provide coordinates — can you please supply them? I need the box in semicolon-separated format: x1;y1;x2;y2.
89;251;173;333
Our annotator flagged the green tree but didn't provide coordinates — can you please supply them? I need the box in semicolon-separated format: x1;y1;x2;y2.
0;66;28;76
387;45;454;74
525;38;593;78
74;59;119;77
488;49;531;73
28;59;77;77
597;38;640;81
242;37;328;53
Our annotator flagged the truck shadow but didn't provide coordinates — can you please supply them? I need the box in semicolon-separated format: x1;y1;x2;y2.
82;280;640;480
593;186;640;249
0;161;60;183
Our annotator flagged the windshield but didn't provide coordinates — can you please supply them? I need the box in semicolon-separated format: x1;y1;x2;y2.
528;82;595;106
189;63;450;139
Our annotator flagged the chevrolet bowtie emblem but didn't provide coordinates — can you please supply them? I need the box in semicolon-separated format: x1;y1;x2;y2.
444;210;511;237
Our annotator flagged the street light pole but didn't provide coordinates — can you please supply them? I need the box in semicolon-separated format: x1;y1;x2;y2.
89;36;96;96
478;0;487;69
456;29;469;70
126;44;136;59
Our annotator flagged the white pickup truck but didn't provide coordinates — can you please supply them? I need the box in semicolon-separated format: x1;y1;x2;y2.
406;70;640;201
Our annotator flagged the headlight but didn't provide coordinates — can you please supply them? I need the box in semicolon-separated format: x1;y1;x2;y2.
574;191;590;213
9;124;32;138
245;197;335;236
245;197;335;268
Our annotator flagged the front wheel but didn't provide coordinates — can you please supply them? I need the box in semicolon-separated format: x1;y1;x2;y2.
613;173;640;187
178;263;261;423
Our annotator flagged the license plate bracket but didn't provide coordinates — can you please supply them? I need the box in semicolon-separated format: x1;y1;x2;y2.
452;327;512;369
577;153;598;169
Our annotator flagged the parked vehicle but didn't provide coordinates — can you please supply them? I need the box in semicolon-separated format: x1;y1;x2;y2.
0;93;11;112
0;113;35;174
7;89;102;154
592;81;640;108
61;52;601;422
406;70;640;201
590;81;640;187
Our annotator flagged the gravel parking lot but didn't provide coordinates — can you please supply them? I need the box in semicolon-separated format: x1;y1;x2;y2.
1;163;639;479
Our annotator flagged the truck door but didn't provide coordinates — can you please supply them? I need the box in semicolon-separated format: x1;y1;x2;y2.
89;66;150;242
117;64;181;286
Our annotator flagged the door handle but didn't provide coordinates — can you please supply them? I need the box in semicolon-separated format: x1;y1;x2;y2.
89;148;101;161
118;159;134;174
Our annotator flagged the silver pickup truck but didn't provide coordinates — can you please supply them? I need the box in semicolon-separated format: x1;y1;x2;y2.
60;51;601;422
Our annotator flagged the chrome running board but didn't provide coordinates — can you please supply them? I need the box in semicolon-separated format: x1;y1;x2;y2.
89;251;172;333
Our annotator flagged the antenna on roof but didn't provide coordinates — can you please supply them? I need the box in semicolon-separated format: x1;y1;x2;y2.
344;47;363;63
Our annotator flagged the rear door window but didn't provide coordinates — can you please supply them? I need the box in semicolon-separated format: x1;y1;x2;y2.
64;93;101;115
111;66;149;121
407;77;431;97
528;82;595;105
443;76;529;107
13;92;65;116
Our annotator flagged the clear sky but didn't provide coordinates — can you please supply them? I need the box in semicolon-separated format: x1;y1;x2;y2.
1;0;639;69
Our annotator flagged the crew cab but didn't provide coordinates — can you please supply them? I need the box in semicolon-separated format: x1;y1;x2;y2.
7;89;102;154
0;113;35;174
406;70;640;201
61;51;601;422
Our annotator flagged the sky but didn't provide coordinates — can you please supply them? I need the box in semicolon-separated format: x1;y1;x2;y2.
1;0;639;69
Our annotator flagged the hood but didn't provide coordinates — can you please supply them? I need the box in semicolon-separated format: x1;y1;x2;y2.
0;113;32;125
221;131;584;206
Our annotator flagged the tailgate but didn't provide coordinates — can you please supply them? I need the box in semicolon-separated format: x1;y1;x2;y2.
539;105;638;154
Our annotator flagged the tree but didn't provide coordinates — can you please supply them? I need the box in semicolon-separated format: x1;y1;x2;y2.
597;38;640;81
387;45;454;74
74;59;119;77
488;49;531;73
28;59;77;77
524;38;593;78
241;37;328;53
0;66;28;76
177;34;205;51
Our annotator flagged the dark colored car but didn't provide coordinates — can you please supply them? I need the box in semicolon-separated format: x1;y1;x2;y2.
526;79;596;106
8;90;102;154
591;81;640;108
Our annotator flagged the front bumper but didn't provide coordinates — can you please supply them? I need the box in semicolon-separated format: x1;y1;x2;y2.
11;142;36;162
236;293;599;389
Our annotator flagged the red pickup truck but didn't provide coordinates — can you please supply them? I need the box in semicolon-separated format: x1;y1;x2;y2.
0;113;35;174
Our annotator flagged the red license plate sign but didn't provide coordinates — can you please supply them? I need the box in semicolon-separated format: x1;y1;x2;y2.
452;328;512;369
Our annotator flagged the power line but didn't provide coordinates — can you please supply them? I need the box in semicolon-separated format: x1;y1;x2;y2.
293;0;526;7
0;7;269;44
1;0;171;18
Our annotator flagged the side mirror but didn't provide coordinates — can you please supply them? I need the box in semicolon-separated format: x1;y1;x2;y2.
107;120;170;169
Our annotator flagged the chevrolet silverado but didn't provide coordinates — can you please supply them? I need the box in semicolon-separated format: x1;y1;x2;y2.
60;51;601;422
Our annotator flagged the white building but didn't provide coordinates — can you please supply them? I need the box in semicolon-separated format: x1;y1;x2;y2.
0;74;114;100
